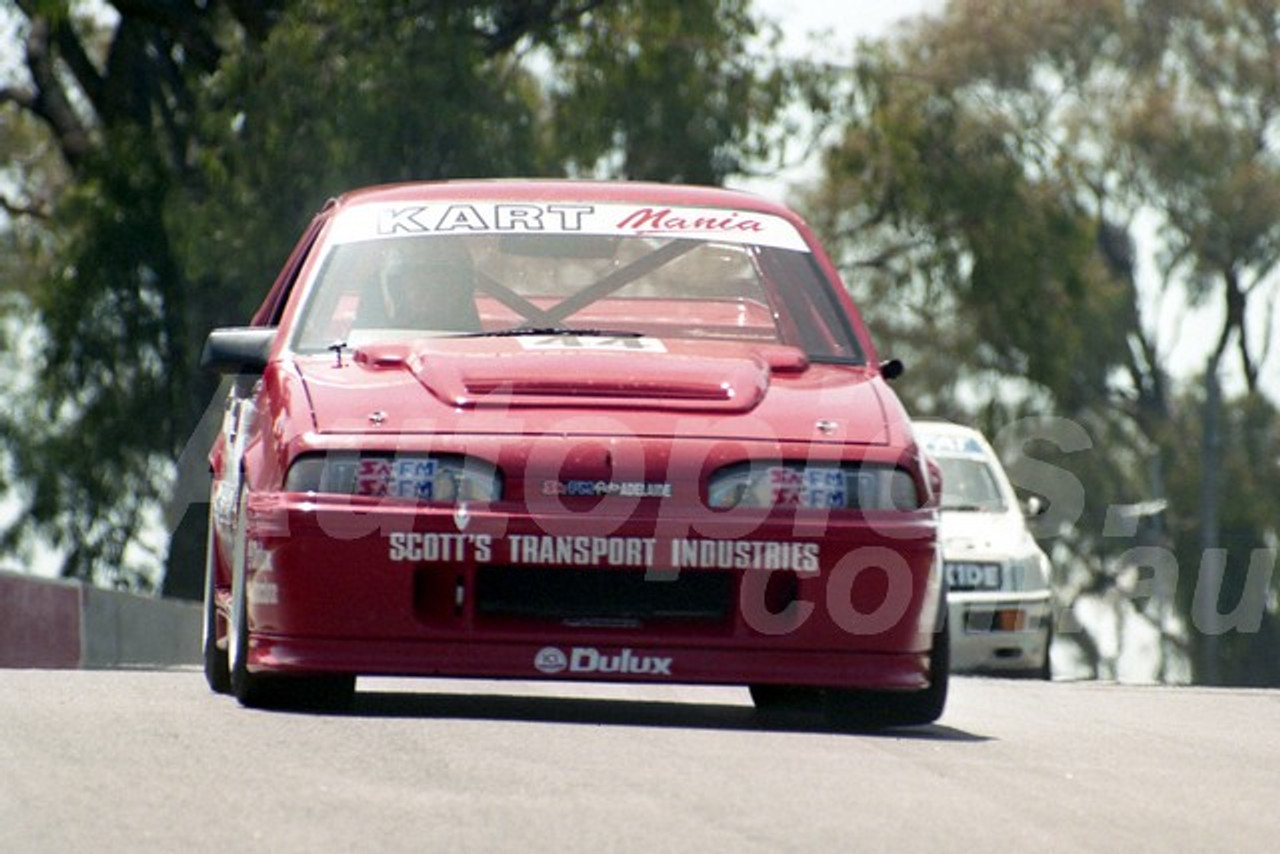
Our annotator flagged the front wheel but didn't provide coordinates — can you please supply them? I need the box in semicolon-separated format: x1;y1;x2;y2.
1037;622;1054;681
227;489;355;711
824;616;950;730
230;597;355;710
202;503;230;695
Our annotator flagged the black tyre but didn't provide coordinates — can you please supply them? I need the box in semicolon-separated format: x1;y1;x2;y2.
202;502;231;695
1037;622;1054;681
824;613;950;730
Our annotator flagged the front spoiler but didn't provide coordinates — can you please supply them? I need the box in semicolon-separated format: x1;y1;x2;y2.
248;636;931;692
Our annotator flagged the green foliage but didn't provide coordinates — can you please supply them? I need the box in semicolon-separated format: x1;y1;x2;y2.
546;0;788;183
802;51;1134;415
174;1;553;331
0;126;184;588
804;0;1280;684
1120;0;1280;383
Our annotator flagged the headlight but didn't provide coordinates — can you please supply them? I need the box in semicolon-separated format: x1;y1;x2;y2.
707;462;921;510
285;453;502;502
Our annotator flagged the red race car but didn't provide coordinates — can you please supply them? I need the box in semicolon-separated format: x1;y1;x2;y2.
200;180;947;727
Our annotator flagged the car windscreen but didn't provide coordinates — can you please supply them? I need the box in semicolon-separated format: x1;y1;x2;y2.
288;230;864;362
934;456;1007;512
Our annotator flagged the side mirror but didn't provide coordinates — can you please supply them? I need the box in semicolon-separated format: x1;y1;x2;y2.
880;358;905;381
1022;495;1047;518
201;327;276;375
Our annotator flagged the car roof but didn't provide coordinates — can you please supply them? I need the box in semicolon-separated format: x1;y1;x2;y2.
913;419;983;437
328;179;798;219
913;420;996;458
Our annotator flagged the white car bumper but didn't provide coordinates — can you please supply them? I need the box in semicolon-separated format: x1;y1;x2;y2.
947;590;1053;676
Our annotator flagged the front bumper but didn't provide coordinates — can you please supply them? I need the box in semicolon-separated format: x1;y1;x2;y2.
227;492;944;692
947;590;1052;674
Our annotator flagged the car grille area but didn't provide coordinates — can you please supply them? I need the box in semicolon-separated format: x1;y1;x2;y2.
471;566;734;625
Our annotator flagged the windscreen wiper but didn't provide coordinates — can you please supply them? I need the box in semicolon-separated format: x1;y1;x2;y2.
942;503;994;513
459;326;645;338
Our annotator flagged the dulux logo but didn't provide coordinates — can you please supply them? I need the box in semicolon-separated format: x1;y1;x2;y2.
534;647;569;674
534;646;672;676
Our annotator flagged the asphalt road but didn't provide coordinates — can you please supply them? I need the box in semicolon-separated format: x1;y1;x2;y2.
1;669;1277;852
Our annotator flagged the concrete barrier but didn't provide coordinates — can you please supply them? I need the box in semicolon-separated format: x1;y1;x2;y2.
0;572;81;668
0;570;201;669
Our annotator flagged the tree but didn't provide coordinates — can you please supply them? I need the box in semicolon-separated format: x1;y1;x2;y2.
0;1;795;594
2;0;291;588
802;0;1280;683
1112;0;1280;682
545;0;788;184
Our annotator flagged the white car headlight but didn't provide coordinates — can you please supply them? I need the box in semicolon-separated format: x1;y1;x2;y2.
285;453;502;502
707;463;921;510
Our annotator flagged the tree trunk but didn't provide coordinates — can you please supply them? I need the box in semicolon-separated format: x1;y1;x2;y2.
1195;361;1222;684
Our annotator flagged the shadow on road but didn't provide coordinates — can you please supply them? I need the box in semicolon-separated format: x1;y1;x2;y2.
321;688;989;742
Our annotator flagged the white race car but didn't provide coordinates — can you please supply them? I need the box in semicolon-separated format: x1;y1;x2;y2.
915;420;1054;679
